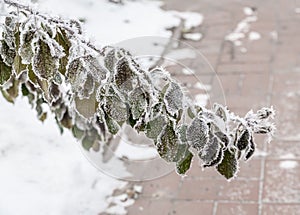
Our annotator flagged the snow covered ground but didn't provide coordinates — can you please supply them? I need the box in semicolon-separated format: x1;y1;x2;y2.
0;0;204;214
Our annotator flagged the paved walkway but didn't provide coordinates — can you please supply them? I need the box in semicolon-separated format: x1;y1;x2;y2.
127;0;300;214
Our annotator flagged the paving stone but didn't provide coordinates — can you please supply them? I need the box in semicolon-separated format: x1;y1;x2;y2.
262;204;300;215
171;200;214;215
216;203;258;215
263;160;300;203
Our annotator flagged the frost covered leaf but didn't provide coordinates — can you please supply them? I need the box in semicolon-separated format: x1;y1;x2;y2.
214;131;229;147
217;149;238;180
199;135;222;166
177;124;188;144
156;125;179;162
82;129;99;151
0;40;16;66
6;77;20;100
236;129;250;151
244;136;256;161
129;87;147;120
72;124;85;140
105;114;120;135
13;55;27;76
67;57;95;98
176;148;193;175
33;39;58;79
146;115;167;139
0;56;12;86
75;90;98;119
187;117;209;151
115;57;135;92
60;109;73;129
105;95;128;122
103;48;116;72
55;29;71;75
164;82;183;116
214;103;228;122
83;55;106;81
19;27;35;64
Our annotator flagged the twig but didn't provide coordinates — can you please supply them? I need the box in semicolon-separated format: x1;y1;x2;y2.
3;0;102;54
150;19;185;69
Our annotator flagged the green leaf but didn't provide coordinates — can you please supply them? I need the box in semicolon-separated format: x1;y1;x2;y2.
82;134;95;151
6;77;19;100
60;109;73;129
176;150;193;175
105;114;120;135
0;56;12;86
72;125;85;139
146;115;167;139
13;55;27;76
216;149;238;180
177;124;188;144
244;136;256;161
236;129;250;151
1;89;14;103
129;87;147;120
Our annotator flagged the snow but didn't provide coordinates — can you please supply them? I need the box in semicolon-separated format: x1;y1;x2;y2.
166;48;197;60
248;31;261;41
194;94;209;107
225;7;260;52
280;153;296;160
37;0;203;46
243;7;255;16
182;68;195;75
279;161;298;169
295;8;300;14
194;82;211;91
0;96;127;215
183;32;203;41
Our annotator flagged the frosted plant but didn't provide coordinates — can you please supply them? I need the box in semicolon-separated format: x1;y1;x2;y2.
0;0;275;180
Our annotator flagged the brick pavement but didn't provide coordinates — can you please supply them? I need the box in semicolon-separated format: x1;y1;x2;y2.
127;0;300;214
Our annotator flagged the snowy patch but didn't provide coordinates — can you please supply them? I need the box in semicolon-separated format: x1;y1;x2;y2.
279;160;298;169
248;31;261;40
183;32;203;41
194;82;211;91
270;31;278;42
280;153;296;160
166;48;197;60
37;0;203;45
243;7;255;16
0;96;128;215
182;68;195;75
194;94;209;107
225;7;260;53
295;8;300;14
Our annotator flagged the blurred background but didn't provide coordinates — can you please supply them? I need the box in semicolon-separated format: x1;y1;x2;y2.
0;0;299;214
